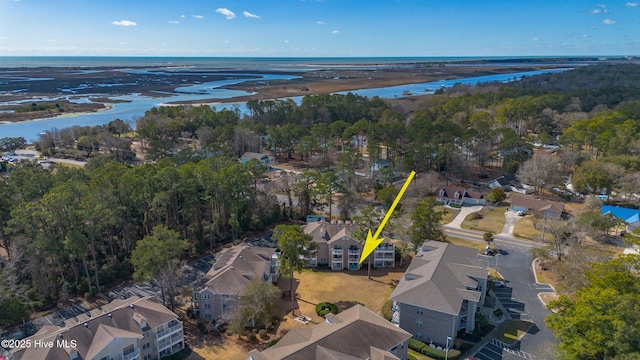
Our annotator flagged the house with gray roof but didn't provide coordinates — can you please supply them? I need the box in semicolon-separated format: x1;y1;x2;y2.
192;245;279;325
248;304;411;360
390;241;488;346
510;195;564;219
304;220;395;271
11;296;183;360
435;187;486;206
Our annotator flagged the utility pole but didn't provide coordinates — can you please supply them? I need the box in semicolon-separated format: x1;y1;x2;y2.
540;212;548;242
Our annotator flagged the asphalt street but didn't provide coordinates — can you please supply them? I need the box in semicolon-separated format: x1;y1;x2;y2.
444;207;558;358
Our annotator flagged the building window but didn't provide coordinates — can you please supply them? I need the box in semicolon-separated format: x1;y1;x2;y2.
194;293;199;299
417;308;424;314
203;293;210;300
416;320;423;327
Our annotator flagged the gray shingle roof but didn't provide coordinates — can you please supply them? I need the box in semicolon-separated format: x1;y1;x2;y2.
390;241;487;315
12;296;178;360
203;245;276;295
248;305;410;360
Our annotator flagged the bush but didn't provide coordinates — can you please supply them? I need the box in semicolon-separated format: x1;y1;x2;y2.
381;300;393;321
408;338;461;360
315;302;338;317
247;330;257;343
259;329;268;340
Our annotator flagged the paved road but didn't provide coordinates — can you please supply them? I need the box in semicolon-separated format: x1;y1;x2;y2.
446;207;557;358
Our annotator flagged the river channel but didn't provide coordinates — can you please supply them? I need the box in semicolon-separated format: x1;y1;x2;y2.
0;69;567;141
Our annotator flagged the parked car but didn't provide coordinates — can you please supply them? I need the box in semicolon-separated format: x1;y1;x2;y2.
491;279;506;288
517;210;525;216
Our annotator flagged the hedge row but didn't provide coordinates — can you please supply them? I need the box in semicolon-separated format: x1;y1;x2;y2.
408;338;461;360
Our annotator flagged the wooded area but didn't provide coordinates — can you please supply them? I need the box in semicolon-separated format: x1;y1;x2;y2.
2;64;640;345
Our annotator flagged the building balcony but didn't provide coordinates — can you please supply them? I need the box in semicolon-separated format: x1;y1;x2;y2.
391;310;400;325
158;331;184;352
332;262;343;270
123;348;140;360
156;320;182;340
332;248;343;255
348;248;360;254
375;244;395;251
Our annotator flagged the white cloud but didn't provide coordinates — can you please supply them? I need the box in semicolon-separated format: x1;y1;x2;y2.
317;21;325;25
589;9;601;14
627;2;639;7
112;20;137;27
192;15;204;19
532;37;540;41
284;40;289;43
602;18;617;25
243;11;260;19
597;4;606;8
181;15;186;18
331;30;339;34
216;8;236;19
168;21;179;24
47;39;56;42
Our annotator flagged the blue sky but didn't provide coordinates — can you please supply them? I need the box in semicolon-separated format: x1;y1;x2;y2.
1;0;638;57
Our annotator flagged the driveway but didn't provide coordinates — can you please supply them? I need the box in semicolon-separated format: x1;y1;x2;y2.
443;205;483;229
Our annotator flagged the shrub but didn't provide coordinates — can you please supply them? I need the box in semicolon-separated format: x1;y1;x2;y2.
381;300;393;321
315;302;338;317
259;329;268;340
408;338;461;360
247;330;257;343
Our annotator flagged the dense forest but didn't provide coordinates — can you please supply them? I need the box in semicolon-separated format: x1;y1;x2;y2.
2;63;640;333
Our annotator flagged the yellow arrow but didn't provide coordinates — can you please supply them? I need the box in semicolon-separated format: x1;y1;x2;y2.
360;171;416;264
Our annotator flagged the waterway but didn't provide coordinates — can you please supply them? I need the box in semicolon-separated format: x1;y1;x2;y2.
0;68;568;141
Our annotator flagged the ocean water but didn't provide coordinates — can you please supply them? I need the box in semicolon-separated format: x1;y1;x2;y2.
0;56;601;70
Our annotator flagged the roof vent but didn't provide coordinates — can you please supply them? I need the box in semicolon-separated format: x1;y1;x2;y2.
231;266;235;269
129;304;134;309
83;323;88;328
107;313;112;318
58;334;63;339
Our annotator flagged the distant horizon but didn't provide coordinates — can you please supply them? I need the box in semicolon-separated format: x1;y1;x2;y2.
2;1;639;57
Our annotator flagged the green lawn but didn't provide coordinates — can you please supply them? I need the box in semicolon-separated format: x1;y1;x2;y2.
408;349;435;360
461;206;507;234
512;216;542;240
439;206;459;224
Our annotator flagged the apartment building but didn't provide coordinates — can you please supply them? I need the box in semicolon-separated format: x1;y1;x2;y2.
304;220;395;271
11;296;183;360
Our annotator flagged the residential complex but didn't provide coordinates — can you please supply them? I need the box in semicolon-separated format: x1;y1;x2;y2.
11;296;184;360
248;304;412;360
390;241;488;346
304;220;395;271
192;245;279;325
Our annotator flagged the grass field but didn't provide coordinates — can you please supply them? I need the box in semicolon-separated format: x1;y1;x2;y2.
512;216;542;240
187;267;406;359
461;206;507;234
